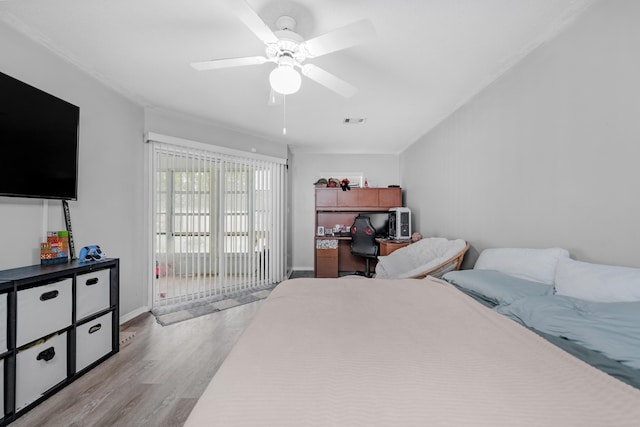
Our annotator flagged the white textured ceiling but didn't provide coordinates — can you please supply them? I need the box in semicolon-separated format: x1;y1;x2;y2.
0;0;594;154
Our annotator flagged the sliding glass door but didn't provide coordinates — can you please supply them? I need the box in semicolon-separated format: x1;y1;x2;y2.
149;139;286;308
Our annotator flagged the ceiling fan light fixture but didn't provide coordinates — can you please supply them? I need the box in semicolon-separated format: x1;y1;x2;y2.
269;64;301;95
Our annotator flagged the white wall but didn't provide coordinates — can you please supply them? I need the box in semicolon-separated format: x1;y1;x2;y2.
144;108;288;159
0;22;146;320
290;152;400;270
400;0;640;268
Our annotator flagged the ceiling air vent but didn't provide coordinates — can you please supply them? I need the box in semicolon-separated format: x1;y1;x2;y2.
343;118;367;124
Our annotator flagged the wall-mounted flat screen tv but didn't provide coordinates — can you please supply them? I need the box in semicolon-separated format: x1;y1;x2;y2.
0;71;79;200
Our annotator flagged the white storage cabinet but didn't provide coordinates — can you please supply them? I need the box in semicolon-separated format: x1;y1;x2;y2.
16;279;72;347
0;292;6;419
15;332;68;411
76;311;113;373
76;269;111;321
0;291;8;421
0;259;119;426
0;293;6;353
0;358;4;418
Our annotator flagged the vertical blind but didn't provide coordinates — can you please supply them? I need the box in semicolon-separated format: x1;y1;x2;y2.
149;138;287;308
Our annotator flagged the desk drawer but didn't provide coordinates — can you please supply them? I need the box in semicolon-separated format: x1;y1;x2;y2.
76;312;113;372
17;279;72;347
16;332;67;411
316;248;338;278
76;269;111;320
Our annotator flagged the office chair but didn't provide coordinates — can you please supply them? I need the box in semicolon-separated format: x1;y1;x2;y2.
350;215;379;277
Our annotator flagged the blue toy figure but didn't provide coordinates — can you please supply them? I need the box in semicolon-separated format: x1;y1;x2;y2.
79;245;105;261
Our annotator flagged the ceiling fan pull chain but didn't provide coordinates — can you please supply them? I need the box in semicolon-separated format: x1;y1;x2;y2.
282;95;287;135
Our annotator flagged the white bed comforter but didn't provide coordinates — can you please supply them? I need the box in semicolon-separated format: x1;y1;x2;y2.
185;277;640;426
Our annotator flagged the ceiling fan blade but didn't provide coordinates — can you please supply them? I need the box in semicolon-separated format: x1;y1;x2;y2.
227;0;279;45
301;64;358;98
190;56;267;71
267;89;283;106
301;19;376;58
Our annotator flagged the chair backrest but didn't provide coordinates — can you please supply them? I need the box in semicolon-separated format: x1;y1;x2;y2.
350;215;378;258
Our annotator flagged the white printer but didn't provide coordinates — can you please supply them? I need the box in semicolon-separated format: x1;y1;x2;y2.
388;207;411;240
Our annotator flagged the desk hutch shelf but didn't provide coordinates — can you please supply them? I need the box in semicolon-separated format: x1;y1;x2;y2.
314;187;402;277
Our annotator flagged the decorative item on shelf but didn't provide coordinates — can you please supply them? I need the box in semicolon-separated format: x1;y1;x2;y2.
327;178;340;188
411;232;423;243
40;231;70;265
79;245;105;262
317;226;325;236
340;178;350;191
319;172;363;188
314;178;327;187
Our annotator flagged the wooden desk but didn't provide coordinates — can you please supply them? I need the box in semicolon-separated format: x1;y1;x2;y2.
315;237;410;277
313;187;403;277
315;237;339;278
315;236;367;278
377;239;411;256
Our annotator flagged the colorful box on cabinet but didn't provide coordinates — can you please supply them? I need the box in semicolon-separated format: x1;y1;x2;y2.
40;231;70;265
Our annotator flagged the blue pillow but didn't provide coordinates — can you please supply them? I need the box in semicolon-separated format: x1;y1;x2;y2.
496;295;640;370
443;269;553;306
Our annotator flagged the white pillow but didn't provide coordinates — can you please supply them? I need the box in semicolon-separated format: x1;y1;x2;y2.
554;257;640;302
474;247;569;285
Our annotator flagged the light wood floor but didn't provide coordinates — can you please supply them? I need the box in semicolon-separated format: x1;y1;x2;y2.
11;301;264;427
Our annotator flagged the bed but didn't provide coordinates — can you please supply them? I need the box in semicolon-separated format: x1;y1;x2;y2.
443;249;640;390
185;275;640;426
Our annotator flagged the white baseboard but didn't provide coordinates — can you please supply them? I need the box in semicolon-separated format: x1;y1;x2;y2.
119;306;150;325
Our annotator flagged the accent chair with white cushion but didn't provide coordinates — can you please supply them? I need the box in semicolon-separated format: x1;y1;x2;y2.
374;237;469;279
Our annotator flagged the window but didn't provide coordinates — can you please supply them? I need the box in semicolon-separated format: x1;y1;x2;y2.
149;138;286;307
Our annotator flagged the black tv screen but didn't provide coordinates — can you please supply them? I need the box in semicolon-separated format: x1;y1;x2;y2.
0;71;79;200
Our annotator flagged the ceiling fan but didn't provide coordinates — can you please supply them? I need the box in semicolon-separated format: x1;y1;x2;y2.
190;1;376;102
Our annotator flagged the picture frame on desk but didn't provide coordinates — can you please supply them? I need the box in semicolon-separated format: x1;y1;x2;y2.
317;226;325;236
